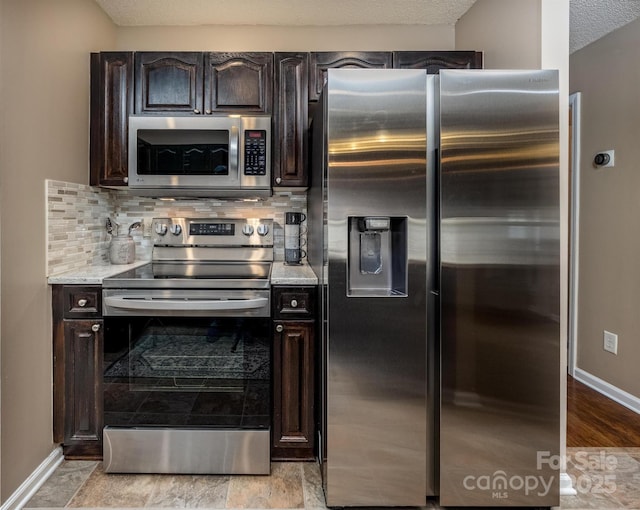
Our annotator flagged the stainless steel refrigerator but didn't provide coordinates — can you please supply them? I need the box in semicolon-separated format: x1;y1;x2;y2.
308;68;560;508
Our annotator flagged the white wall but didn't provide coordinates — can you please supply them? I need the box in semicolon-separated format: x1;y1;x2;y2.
115;24;455;51
455;0;541;68
570;17;640;398
0;0;116;501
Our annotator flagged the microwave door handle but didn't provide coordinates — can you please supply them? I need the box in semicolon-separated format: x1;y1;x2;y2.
104;296;268;312
229;125;239;179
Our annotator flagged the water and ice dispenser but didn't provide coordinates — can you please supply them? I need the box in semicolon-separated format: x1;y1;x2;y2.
347;216;407;297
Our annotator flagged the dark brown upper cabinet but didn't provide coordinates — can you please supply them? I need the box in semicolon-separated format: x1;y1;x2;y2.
308;51;393;101
90;52;133;187
205;52;273;114
392;51;483;72
273;53;308;187
134;52;272;115
135;52;204;114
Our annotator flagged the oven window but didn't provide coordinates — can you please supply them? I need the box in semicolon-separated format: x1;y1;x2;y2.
104;317;270;429
137;129;229;176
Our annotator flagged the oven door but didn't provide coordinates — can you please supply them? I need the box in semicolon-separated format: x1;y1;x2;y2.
102;289;271;474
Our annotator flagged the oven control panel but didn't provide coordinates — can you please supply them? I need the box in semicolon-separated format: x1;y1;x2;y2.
152;217;273;247
189;223;235;236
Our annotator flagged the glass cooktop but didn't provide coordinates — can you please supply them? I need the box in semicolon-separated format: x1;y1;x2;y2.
103;262;272;290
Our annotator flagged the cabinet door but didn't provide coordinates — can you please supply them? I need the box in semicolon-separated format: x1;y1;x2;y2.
90;52;133;187
135;52;204;114
204;52;273;113
272;320;315;459
309;51;392;101
393;51;483;72
63;319;103;458
273;53;308;187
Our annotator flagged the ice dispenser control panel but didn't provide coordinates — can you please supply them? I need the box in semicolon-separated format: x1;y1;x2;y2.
347;216;407;297
360;217;391;231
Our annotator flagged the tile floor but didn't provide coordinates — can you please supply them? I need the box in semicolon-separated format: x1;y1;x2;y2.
23;448;640;509
25;461;324;510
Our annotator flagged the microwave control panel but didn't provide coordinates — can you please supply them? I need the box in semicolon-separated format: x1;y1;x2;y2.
243;130;267;176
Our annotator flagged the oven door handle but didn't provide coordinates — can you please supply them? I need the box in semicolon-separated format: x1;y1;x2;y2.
103;296;268;312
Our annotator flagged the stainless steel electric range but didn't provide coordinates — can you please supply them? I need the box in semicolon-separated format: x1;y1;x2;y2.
102;217;273;475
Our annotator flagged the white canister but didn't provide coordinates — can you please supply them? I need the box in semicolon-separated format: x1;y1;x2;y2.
109;235;135;264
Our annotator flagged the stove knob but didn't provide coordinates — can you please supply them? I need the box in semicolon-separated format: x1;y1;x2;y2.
155;223;168;236
242;224;254;236
257;224;269;236
170;224;182;236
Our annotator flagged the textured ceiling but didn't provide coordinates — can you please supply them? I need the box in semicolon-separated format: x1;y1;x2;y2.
94;0;640;53
571;0;640;53
93;0;477;26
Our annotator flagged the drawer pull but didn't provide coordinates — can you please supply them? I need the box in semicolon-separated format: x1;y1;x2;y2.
91;324;101;333
77;299;88;307
275;324;284;333
290;299;298;308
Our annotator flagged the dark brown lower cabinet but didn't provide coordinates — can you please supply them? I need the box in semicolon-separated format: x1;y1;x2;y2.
272;320;315;460
53;282;318;462
53;285;103;459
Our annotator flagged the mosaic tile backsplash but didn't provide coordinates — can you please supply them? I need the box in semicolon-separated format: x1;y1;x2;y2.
46;180;307;276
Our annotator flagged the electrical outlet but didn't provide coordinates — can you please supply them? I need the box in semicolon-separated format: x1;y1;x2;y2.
142;219;152;237
603;330;618;355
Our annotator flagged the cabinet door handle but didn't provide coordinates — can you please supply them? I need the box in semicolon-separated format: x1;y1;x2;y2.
205;109;212;115
91;324;101;333
194;108;201;114
290;299;298;308
77;298;88;307
275;177;282;185
123;177;129;184
275;324;284;333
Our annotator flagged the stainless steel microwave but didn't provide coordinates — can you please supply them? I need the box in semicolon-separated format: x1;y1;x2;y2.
128;115;271;198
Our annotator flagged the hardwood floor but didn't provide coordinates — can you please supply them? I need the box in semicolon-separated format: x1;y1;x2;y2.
567;375;640;447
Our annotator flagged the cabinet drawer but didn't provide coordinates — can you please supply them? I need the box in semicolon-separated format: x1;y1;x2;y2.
62;286;101;318
272;286;316;319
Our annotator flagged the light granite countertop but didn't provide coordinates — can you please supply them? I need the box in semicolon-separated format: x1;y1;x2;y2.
270;262;318;285
47;260;149;285
48;260;318;286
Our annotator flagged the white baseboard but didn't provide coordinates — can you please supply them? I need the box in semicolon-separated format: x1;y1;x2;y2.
560;471;577;496
574;368;640;415
1;447;63;510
